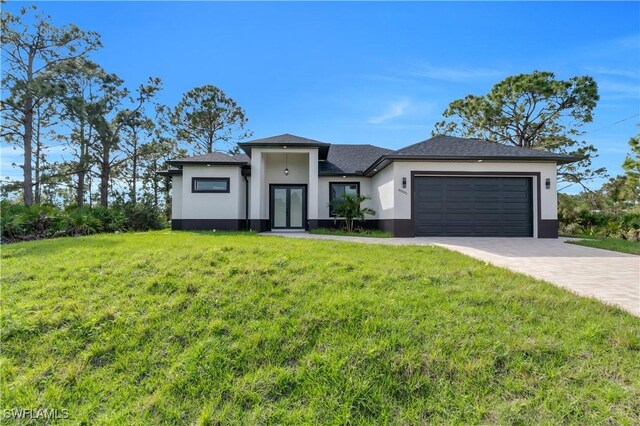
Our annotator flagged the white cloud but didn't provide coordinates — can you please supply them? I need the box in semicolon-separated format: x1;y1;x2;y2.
368;99;412;124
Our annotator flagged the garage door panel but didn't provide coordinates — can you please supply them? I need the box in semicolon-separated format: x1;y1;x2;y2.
414;176;533;237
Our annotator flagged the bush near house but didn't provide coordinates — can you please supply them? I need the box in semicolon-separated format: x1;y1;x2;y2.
558;209;640;241
0;200;168;243
328;193;376;233
558;193;640;241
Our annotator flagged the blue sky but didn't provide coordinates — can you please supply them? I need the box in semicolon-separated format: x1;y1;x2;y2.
2;1;639;192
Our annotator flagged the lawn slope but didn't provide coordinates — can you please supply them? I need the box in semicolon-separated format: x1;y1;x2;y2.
2;232;639;424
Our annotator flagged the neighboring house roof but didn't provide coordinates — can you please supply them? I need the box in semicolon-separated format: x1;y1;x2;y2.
238;133;331;159
320;144;393;176
167;151;249;166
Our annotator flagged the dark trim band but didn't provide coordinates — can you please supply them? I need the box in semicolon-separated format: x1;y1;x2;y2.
172;219;246;231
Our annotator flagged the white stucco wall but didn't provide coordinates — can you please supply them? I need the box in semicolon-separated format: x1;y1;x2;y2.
378;160;558;237
250;148;318;220
318;177;374;219
178;165;245;220
172;157;558;237
171;176;183;219
388;161;557;218
371;165;395;219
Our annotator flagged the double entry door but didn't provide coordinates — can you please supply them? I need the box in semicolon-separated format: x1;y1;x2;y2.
270;185;306;230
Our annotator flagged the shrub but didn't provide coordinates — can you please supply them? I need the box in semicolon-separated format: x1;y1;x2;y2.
0;201;168;242
120;202;167;231
559;206;640;239
328;193;375;233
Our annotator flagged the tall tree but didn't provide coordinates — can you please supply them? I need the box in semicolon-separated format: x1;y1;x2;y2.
433;71;604;188
1;5;101;205
169;85;251;154
54;59;116;206
90;77;161;207
621;134;640;204
32;99;58;204
140;135;183;210
118;111;154;205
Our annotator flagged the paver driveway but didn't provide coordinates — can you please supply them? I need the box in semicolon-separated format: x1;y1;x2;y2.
266;233;640;316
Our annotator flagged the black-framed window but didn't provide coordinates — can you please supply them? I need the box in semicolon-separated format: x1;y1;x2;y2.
329;182;360;216
191;177;230;193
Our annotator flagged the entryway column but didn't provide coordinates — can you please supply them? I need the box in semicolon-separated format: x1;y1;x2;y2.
307;149;319;227
250;149;264;231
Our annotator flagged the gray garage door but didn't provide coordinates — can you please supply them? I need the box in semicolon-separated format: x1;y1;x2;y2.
414;176;533;237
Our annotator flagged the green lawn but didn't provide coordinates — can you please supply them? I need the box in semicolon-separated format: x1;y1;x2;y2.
309;227;392;238
566;237;640;255
2;232;639;424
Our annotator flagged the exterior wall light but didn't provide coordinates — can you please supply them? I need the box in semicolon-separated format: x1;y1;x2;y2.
545;178;551;189
283;153;290;176
402;177;407;188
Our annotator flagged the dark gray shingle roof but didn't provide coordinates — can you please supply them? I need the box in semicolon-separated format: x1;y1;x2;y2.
239;133;330;147
320;144;392;175
238;134;331;159
232;153;250;162
391;134;578;162
167;151;248;165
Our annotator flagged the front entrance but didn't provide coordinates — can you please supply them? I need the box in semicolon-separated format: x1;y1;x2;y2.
270;185;307;230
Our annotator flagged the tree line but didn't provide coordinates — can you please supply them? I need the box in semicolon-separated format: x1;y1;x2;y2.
1;5;250;209
2;5;638;222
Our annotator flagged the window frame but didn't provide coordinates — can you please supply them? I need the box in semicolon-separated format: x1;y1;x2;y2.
191;177;231;193
329;181;360;217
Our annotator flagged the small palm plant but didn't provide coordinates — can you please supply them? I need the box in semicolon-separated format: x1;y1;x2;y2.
329;193;376;233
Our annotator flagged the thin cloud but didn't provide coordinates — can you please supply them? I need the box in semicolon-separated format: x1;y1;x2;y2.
585;66;639;79
409;64;504;82
598;80;640;99
368;99;412;124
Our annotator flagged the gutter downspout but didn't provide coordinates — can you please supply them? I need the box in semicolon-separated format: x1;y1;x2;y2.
242;173;249;231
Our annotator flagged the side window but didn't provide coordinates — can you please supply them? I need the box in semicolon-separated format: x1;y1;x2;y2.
192;177;230;193
329;182;360;216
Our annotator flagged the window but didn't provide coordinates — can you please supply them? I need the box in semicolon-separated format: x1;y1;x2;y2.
329;182;360;216
192;177;230;193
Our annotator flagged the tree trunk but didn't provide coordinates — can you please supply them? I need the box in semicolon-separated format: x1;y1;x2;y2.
22;96;34;206
76;124;86;207
22;50;36;206
131;144;138;205
34;116;41;205
99;142;110;207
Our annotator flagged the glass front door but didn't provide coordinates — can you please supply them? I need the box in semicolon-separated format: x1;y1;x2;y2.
270;185;306;229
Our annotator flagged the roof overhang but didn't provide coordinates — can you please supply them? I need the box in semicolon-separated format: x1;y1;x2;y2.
238;143;330;160
363;154;580;176
166;160;248;167
157;169;183;177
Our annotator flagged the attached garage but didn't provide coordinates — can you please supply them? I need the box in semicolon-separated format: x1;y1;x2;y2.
413;175;533;237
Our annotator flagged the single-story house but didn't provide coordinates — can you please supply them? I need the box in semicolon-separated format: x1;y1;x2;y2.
159;134;577;238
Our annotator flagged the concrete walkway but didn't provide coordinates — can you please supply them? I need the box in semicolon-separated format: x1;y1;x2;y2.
263;232;640;316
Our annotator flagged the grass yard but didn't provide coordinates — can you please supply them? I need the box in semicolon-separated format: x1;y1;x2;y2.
2;232;640;424
309;227;392;238
566;237;640;255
